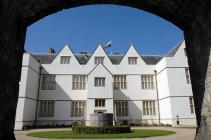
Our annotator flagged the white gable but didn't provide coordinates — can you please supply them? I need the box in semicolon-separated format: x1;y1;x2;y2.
51;44;80;65
88;63;112;76
85;45;114;73
87;45;113;64
164;40;188;67
87;63;113;99
173;41;186;58
119;45;146;65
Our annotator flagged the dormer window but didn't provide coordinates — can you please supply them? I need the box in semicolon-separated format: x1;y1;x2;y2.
60;56;70;64
128;57;137;65
94;57;104;64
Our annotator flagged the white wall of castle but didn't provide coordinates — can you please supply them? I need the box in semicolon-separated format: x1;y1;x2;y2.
15;41;196;130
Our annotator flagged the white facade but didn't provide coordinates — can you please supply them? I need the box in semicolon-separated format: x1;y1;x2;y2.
15;41;196;130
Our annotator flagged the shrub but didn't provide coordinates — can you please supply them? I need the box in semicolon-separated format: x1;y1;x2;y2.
72;121;80;127
72;126;131;134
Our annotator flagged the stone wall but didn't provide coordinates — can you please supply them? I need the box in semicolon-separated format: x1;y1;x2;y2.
89;113;113;127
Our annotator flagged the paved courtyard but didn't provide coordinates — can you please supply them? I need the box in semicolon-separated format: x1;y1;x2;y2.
15;127;196;140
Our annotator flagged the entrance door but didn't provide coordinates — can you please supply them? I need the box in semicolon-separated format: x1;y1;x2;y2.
94;110;107;114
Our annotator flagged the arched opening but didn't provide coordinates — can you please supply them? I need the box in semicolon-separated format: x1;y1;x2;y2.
18;2;194;132
25;5;183;55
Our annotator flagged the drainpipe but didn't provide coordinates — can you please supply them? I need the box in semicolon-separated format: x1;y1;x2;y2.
154;70;161;125
35;65;42;127
113;101;116;126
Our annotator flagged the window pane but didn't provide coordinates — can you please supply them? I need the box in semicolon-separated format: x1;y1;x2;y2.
95;57;104;64
113;75;127;90
60;56;71;64
39;101;54;117
143;100;156;116
141;75;154;90
185;68;190;84
42;75;56;90
71;101;86;117
189;97;195;114
95;99;105;107
115;101;128;116
95;77;105;87
72;75;86;90
128;57;137;65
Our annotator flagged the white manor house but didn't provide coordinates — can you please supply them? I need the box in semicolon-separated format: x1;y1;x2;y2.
15;40;196;130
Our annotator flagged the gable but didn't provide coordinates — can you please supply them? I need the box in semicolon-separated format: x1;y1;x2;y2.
119;45;146;65
86;44;113;66
51;44;80;65
88;63;112;76
166;40;185;57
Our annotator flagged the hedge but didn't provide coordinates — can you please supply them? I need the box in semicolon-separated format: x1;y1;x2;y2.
72;126;131;134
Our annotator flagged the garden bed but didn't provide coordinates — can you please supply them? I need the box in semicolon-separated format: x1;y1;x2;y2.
72;126;131;134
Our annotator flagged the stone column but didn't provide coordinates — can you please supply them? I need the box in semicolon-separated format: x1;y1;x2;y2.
184;17;211;140
0;9;26;140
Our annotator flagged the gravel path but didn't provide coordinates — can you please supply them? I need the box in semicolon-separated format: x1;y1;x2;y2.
15;127;196;140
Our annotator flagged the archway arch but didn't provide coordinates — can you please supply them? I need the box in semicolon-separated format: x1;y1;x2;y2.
18;0;189;29
1;1;211;140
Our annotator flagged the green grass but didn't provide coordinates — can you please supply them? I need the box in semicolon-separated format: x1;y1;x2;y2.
27;129;176;139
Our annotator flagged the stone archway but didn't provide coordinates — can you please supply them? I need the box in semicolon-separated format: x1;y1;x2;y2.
1;0;211;139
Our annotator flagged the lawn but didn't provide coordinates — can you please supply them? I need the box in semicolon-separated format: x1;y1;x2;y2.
27;129;176;139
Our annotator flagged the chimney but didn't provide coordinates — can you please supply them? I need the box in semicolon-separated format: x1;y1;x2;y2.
49;48;56;53
80;51;87;55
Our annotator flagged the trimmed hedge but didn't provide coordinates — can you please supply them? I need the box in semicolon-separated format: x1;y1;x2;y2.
72;126;131;134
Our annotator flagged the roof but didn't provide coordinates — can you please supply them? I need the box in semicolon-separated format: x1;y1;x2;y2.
166;41;183;57
141;56;163;65
31;53;163;65
108;55;123;65
31;53;57;64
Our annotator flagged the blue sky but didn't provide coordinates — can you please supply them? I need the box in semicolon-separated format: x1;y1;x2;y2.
25;4;183;55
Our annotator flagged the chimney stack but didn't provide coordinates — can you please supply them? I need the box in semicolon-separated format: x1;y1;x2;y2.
80;52;87;55
49;48;56;53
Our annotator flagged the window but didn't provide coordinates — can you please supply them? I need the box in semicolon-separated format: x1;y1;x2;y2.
184;48;187;56
141;75;154;90
41;75;56;90
143;100;156;115
94;57;104;64
60;56;71;64
128;57;137;65
189;97;195;114
185;68;191;84
71;101;86;117
113;75;127;89
115;101;128;116
95;77;105;87
95;99;105;107
72;75;86;90
39;101;54;117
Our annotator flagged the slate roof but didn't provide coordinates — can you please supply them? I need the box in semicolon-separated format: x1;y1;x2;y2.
108;55;123;65
31;54;57;64
75;54;91;65
31;53;163;65
141;56;163;65
166;41;183;57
